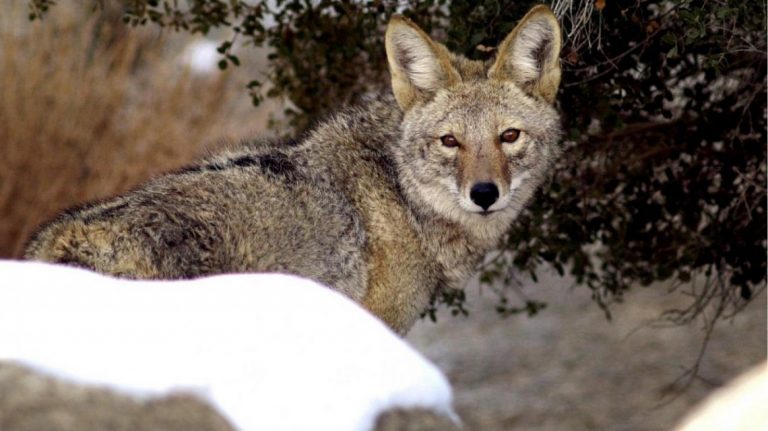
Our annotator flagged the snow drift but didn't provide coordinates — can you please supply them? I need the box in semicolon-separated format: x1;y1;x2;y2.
0;260;456;431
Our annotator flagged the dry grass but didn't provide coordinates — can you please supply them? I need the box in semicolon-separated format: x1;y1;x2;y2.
0;3;265;258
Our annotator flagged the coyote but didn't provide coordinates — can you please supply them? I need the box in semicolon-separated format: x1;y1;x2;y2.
25;5;563;334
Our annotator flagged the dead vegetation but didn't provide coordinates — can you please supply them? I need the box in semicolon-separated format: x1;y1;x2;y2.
0;2;260;257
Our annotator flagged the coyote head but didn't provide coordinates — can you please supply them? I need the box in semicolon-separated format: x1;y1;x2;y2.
386;6;563;240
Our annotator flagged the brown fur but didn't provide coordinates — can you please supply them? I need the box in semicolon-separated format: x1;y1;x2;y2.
25;6;564;335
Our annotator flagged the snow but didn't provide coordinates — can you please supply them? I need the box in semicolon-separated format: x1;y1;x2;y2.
673;363;768;431
0;260;456;431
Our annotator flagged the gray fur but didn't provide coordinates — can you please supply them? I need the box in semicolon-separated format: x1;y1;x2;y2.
25;6;563;334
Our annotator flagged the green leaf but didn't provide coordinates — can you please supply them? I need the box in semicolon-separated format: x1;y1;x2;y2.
667;45;678;58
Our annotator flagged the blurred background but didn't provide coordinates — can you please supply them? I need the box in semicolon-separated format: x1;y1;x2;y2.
3;1;766;430
0;2;275;258
408;273;765;430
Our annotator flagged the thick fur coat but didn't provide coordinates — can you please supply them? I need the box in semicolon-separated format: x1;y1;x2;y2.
25;6;564;334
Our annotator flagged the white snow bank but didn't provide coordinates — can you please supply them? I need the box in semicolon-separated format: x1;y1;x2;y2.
673;362;768;431
0;260;455;431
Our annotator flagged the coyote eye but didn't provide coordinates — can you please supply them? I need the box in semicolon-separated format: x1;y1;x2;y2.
440;134;460;148
500;128;521;143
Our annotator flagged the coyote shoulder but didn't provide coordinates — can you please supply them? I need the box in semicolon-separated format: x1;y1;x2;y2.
25;6;563;334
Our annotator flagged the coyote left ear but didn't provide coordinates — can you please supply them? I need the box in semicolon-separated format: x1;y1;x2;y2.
489;5;562;103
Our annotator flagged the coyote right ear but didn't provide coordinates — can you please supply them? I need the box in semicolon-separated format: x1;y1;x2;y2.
385;16;461;111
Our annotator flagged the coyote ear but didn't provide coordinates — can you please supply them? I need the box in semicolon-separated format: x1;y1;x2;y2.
386;15;461;111
488;5;562;103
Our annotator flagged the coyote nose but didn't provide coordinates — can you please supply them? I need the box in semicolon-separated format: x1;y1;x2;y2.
470;182;499;211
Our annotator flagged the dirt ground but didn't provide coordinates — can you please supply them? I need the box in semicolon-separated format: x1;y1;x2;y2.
407;271;766;431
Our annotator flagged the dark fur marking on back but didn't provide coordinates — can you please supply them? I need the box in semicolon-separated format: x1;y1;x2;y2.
62;200;101;218
81;202;130;223
174;165;203;175
231;155;259;168
187;162;228;173
259;152;296;177
174;152;301;180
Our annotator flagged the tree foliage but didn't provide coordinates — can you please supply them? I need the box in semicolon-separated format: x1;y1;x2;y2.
30;0;766;324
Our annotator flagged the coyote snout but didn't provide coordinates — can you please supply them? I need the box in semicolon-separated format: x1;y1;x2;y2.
465;171;530;215
469;182;499;211
452;130;534;215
